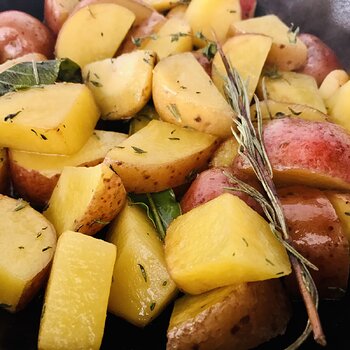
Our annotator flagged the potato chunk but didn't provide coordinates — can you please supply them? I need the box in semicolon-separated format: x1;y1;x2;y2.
167;280;291;350
44;164;126;236
0;195;56;312
105;119;218;193
0;83;99;154
165;193;291;295
106;202;177;327
38;230;116;350
82;51;155;120
55;3;135;67
152;53;235;139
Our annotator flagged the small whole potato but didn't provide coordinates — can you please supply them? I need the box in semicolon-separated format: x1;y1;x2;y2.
297;33;343;86
0;11;55;63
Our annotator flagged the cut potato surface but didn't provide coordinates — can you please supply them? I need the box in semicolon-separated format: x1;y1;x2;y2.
152;53;235;138
165;193;291;295
0;83;100;154
105;119;219;193
55;3;135;67
0;195;56;312
167;280;291;350
106;202;177;327
82;51;155;120
9;130;127;208
44;163;126;236
38;230;116;350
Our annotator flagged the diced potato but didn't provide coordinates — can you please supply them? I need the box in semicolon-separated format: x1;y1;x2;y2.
44;164;126;236
0;83;99;154
55;3;135;67
82;51;155;120
152;53;235;139
0;148;9;194
212;34;272;102
105;119;218;193
165;193;291;295
38;231;116;350
231;15;307;71
257;71;327;114
320;69;349;102
142;17;192;60
167;280;291;350
209;138;239;168
185;0;241;47
0;53;47;73
9;130;127;208
106;202;177;327
0;195;56;312
143;0;178;12
166;4;188;19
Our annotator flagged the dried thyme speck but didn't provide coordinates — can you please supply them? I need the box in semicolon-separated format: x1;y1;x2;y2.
138;263;147;282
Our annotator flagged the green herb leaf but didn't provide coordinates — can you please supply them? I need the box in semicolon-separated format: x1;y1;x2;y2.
132;146;147;154
138;263;147;282
202;42;218;61
4;110;21;122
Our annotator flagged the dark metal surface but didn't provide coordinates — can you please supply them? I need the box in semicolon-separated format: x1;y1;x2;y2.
0;1;349;349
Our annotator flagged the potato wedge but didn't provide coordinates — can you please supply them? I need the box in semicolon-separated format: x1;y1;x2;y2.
44;164;126;236
82;51;155;120
0;148;9;194
166;4;188;19
319;69;349;101
0;53;47;74
143;0;178;12
230;14;307;71
152;53;235;138
167;280;291;350
209;138;239;168
165;193;291;295
185;0;241;47
106;202;177;327
105;119;218;193
212;34;272;102
55;3;135;67
9;130;127;208
0;83;100;155
38;231;116;350
0;195;56;313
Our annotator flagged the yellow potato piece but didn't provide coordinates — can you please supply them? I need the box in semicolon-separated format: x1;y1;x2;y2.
55;3;135;67
212;34;272;102
231;15;307;71
319;69;349;101
142;17;192;60
166;4;188;19
0;195;56;312
185;0;241;47
152;52;235;138
0;83;99;154
143;0;178;12
165;193;291;295
44;164;126;236
105;119;219;193
82;51;155;120
106;203;177;327
38;230;116;350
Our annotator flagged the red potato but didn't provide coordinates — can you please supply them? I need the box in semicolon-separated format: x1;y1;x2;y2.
297;33;343;86
0;11;55;63
240;0;257;19
278;186;349;299
234;117;350;191
180;167;263;215
192;50;211;76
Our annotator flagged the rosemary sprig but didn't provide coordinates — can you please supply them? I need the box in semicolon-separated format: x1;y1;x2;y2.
218;45;326;348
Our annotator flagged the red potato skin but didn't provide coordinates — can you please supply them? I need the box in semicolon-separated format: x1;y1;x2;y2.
297;33;343;86
0;11;55;63
192;50;211;76
240;0;257;19
180;167;263;215
278;186;349;299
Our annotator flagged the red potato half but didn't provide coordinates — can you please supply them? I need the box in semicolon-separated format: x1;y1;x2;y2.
0;11;54;63
278;186;349;299
240;0;257;19
297;33;343;86
234;117;350;191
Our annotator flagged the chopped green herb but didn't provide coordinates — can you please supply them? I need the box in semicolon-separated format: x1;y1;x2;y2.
36;232;42;238
132;146;147;154
138;263;147;282
242;237;249;247
344;212;350;216
4;110;21;122
90;80;103;88
287;23;300;44
275;112;287;118
18;246;24;249
232;252;236;256
162;280;168;286
288;107;302;116
202;42;217;60
14;198;27;211
132;36;142;47
93;219;110;225
167;103;182;122
168;137;180;140
276;271;284;276
263;66;282;79
40;134;47;140
42;246;52;252
170;32;189;42
31;129;38;136
265;258;275;266
150;302;156;311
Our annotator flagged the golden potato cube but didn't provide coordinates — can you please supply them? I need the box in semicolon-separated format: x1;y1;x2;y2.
212;34;272;102
185;0;241;47
319;69;349;100
38;230;116;350
257;71;327;114
82;51;155;120
0;83;99;154
0;195;56;312
105;119;219;193
106;202;177;327
55;3;135;67
152;52;235;139
165;193;291;295
231;14;307;71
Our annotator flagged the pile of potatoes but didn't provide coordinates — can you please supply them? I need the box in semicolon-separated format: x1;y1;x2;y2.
0;0;350;349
